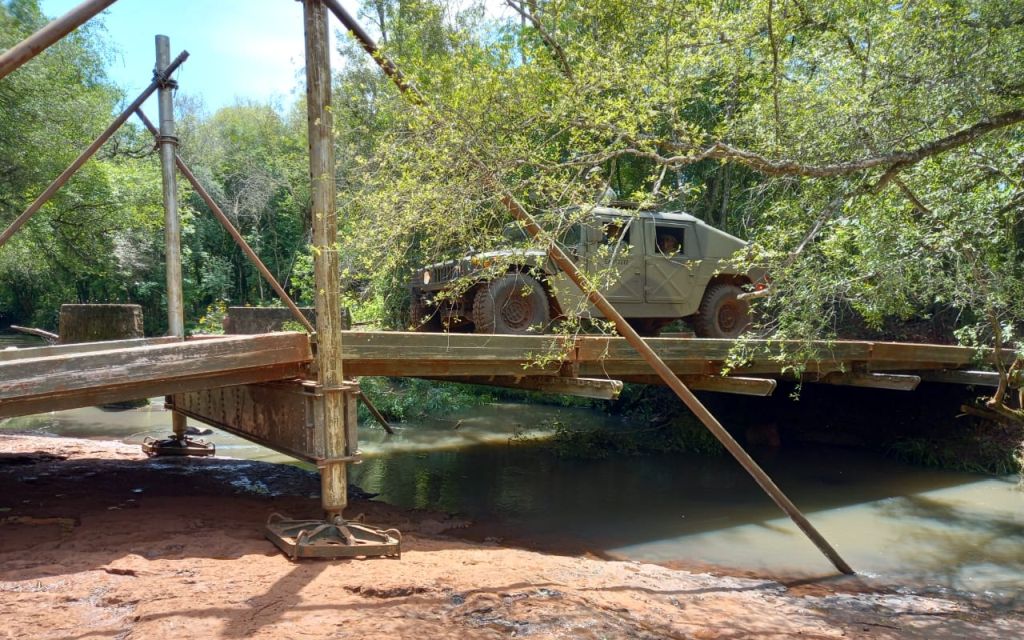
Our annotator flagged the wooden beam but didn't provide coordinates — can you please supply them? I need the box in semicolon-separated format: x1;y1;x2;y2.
817;372;921;391
0;363;306;419
619;375;778;397
436;376;623;400
0;336;180;362
0;333;312;418
918;369;1010;388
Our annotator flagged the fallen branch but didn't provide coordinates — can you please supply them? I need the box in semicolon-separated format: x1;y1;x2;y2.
9;325;59;344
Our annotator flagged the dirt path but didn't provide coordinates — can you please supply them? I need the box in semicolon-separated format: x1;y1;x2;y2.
0;434;1020;639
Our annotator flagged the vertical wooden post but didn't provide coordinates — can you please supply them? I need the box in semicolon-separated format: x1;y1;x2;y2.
303;0;348;519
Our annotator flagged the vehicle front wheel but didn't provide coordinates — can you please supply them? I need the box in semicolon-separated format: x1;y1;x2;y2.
472;273;551;334
409;296;442;332
692;283;751;339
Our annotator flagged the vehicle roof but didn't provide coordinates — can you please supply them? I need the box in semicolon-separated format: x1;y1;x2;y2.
590;206;701;224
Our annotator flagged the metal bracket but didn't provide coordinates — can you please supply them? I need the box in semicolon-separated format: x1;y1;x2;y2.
141;435;215;457
265;512;401;560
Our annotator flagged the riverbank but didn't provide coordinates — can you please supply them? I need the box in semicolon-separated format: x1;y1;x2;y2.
1;434;1021;639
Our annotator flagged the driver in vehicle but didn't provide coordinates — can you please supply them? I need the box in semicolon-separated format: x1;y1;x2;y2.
658;233;680;255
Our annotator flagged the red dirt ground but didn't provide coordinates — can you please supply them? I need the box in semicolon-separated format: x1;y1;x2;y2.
0;434;1020;639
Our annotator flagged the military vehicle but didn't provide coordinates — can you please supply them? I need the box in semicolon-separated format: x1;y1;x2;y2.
409;206;767;338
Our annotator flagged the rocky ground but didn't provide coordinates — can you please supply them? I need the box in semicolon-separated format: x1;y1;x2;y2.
0;434;1021;639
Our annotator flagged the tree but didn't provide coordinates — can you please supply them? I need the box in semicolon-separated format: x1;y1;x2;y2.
331;0;1024;405
0;0;165;329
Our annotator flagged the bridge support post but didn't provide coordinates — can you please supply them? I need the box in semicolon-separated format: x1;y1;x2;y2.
143;35;213;458
264;0;399;559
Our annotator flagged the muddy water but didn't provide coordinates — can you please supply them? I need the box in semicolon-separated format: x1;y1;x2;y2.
1;363;1021;598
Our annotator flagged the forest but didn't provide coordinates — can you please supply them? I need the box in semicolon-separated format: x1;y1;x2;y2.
1;0;1022;357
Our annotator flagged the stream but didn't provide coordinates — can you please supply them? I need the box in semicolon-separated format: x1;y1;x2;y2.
2;331;1022;601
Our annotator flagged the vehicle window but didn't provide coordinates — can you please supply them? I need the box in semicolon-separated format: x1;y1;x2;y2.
602;220;631;246
655;225;684;256
557;223;582;248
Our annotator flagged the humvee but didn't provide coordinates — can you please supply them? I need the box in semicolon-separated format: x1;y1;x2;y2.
409;206;766;338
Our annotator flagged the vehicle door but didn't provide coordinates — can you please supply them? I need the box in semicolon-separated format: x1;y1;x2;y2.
589;216;643;303
644;219;700;303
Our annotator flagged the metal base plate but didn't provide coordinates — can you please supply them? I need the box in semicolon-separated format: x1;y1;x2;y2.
265;513;402;560
141;435;216;457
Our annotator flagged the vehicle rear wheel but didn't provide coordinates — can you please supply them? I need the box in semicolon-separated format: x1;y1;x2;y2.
472;273;551;334
692;283;750;338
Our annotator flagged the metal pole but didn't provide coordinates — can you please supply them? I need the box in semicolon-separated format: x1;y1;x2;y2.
155;36;187;443
134;108;316;335
304;0;348;519
0;0;117;81
0;51;189;250
325;3;854;574
156;36;184;340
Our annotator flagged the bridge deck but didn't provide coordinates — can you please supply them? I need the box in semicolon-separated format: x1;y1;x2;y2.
0;330;1004;420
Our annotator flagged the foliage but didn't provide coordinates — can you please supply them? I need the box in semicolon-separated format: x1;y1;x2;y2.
512;415;724;460
357;376;495;420
0;0;167;329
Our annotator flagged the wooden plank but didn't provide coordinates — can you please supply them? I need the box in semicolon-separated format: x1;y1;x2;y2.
865;341;983;365
344;360;562;377
0;333;312;412
574;337;874;363
816;372;921;391
918;369;1009;388
0;336;181;362
341;330;570;360
0;363;306;419
436;376;623;400
618;375;778;397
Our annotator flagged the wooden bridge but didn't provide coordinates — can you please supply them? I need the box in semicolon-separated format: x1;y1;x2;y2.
0;328;1005;429
1;0;1012;570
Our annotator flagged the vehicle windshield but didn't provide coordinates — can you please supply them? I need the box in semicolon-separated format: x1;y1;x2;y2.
501;221;583;249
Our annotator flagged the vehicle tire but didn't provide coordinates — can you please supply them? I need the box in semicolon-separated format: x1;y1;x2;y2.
472;273;551;334
692;283;750;338
410;297;442;332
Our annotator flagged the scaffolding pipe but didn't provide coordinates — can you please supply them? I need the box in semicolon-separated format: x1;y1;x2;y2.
325;2;854;574
155;35;184;340
134;108;316;335
0;51;189;250
0;0;117;81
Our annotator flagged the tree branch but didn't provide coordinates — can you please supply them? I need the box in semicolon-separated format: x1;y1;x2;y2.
506;0;574;80
571;107;1024;178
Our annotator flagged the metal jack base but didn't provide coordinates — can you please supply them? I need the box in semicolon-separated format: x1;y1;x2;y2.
265;512;402;560
141;435;216;457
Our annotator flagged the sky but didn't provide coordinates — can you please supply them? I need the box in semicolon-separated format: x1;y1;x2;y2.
38;0;513;114
39;0;361;112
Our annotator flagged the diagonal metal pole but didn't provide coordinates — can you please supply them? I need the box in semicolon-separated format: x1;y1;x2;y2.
134;109;316;335
325;0;854;574
0;0;118;81
0;51;189;249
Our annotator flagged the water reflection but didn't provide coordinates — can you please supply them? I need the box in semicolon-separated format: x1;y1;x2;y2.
1;392;1021;596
